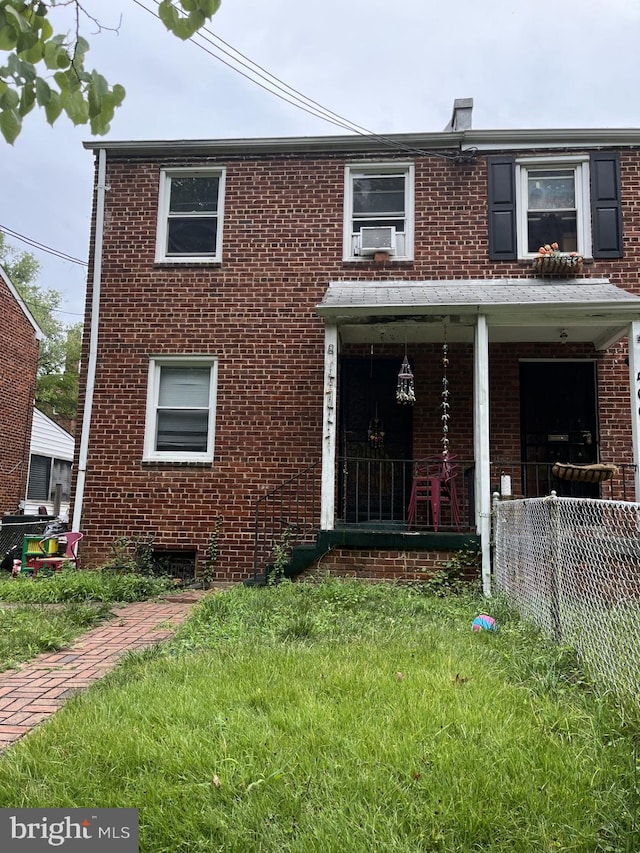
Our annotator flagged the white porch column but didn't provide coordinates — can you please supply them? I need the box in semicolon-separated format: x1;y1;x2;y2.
321;324;339;529
474;314;492;596
628;321;640;501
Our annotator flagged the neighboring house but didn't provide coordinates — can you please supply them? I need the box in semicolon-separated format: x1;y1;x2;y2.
0;264;42;516
24;408;74;520
75;99;640;588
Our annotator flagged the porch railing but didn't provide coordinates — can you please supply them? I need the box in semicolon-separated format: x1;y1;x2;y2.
338;456;637;530
253;461;322;575
251;457;637;574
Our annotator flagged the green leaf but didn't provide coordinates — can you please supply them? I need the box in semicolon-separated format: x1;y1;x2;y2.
18;81;35;115
19;37;44;64
112;83;125;106
44;90;62;125
0;106;21;143
158;1;179;30
3;5;30;34
0;85;19;109
0;23;18;51
200;0;222;16
34;76;50;106
61;86;88;125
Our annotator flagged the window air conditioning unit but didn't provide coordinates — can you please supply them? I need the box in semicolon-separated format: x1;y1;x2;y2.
358;226;396;255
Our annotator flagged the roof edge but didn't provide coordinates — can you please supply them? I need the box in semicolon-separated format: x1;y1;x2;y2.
83;128;640;158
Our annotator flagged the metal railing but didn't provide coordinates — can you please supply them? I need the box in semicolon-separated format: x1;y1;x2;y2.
253;461;322;575
251;457;636;574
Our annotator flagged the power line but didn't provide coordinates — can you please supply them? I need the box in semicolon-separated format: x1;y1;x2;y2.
134;1;466;161
0;225;88;266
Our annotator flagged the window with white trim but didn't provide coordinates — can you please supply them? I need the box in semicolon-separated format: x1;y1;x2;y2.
516;156;592;258
143;357;218;462
344;162;414;260
155;168;225;263
27;455;72;502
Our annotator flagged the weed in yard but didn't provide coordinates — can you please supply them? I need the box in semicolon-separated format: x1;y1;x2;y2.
0;580;637;852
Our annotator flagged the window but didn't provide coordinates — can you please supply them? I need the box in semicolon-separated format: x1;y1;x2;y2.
156;168;226;263
516;156;591;258
143;357;218;462
27;455;72;502
487;152;622;261
344;163;414;260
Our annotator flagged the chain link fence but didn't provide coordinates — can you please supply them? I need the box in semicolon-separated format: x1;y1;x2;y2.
493;495;640;706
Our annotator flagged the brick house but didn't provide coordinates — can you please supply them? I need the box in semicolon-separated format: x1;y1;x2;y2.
0;264;42;515
75;100;640;588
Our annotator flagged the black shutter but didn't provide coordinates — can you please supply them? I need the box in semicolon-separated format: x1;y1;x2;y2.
487;156;517;260
590;152;623;258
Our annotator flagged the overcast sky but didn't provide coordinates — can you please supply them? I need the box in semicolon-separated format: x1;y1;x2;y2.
2;0;640;321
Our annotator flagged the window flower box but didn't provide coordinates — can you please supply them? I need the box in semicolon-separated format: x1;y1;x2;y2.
551;462;618;483
532;243;583;277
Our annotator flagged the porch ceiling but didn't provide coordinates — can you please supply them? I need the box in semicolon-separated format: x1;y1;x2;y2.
316;279;640;349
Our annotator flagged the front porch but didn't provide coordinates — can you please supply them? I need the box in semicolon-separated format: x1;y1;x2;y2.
314;279;640;593
251;455;636;584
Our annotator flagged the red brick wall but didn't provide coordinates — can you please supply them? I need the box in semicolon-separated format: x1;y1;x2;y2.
74;147;640;577
0;274;39;514
302;548;480;584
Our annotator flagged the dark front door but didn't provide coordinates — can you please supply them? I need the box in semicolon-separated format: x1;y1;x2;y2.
520;361;598;497
339;357;413;524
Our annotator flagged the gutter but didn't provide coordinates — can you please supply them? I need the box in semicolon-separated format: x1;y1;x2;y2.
72;147;106;533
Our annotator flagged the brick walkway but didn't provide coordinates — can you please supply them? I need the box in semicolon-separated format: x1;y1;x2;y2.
0;592;211;751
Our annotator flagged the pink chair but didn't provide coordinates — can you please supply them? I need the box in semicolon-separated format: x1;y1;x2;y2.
32;532;84;574
407;456;461;532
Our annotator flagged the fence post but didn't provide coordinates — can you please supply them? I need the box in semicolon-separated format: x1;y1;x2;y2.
548;491;562;641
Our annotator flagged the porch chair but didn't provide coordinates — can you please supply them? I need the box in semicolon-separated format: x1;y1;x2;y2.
31;532;84;575
407;456;461;532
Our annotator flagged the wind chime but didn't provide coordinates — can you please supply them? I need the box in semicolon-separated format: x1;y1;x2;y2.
396;332;415;405
441;323;450;461
367;344;385;449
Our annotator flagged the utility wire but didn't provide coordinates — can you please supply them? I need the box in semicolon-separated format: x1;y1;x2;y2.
0;224;88;266
134;0;467;161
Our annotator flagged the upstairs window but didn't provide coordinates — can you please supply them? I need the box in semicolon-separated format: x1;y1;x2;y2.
488;152;622;261
517;157;591;258
143;357;218;463
344;163;414;260
156;169;225;263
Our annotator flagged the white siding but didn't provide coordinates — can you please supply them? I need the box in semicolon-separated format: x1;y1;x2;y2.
25;410;74;519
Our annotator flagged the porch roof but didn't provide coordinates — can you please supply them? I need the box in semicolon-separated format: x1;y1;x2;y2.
316;279;640;348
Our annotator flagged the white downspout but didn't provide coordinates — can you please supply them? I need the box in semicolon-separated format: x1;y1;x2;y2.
474;314;492;596
628;320;640;501
72;148;106;533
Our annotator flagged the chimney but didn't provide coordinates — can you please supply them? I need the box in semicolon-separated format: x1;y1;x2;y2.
444;98;473;132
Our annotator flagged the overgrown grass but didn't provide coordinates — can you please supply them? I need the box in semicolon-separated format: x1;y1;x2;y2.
0;603;112;671
0;569;175;604
0;579;638;852
0;569;176;670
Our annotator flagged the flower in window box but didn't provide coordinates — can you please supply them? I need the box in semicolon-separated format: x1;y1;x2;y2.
533;242;583;276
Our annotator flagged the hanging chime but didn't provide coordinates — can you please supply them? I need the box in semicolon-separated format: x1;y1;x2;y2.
441;329;450;460
396;335;415;405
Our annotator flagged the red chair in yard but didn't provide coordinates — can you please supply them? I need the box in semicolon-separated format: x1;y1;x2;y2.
407;456;461;532
32;532;83;574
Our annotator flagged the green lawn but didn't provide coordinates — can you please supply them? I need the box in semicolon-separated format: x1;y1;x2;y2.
0;579;637;852
0;569;175;671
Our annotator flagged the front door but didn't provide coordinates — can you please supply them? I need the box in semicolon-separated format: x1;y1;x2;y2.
520;361;598;497
339;357;413;523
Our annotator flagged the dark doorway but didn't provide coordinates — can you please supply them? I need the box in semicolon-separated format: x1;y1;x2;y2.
520;361;598;497
339;357;413;524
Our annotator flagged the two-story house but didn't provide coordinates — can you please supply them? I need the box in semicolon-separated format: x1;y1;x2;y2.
0;264;42;516
75;100;640;588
